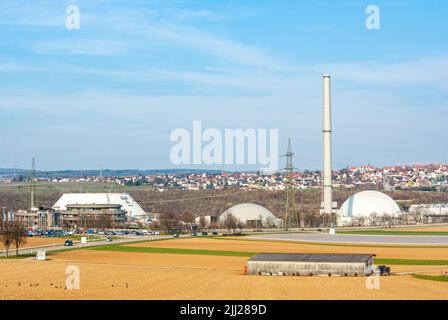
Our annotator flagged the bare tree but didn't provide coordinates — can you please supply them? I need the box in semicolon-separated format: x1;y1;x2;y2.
222;212;237;232
160;211;181;233
265;216;275;228
0;221;14;258
368;212;378;226
236;220;245;232
149;220;160;230
10;220;28;256
198;216;207;230
209;221;218;232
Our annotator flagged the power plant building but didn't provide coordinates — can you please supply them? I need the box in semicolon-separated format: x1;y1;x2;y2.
50;193;146;228
409;204;448;216
337;191;401;225
53;193;145;218
219;203;283;228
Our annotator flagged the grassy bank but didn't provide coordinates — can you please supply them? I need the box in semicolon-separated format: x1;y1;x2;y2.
412;274;448;282
0;253;36;259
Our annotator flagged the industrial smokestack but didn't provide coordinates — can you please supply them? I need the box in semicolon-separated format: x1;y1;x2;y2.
322;75;333;217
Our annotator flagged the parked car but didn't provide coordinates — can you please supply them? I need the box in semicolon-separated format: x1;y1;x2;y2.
201;232;208;236
212;231;218;236
135;231;145;236
106;237;113;242
64;240;73;247
191;232;197;236
173;233;180;238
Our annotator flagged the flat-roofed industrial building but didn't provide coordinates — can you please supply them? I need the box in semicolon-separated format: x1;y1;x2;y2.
58;203;127;229
247;253;375;277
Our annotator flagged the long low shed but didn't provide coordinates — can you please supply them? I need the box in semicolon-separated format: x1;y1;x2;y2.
247;253;375;277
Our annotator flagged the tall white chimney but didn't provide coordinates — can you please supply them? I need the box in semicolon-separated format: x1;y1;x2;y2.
322;75;333;217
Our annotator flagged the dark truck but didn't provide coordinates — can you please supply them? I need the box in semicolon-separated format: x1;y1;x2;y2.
378;265;391;276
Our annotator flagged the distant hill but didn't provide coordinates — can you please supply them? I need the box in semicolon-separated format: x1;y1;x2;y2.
0;168;226;178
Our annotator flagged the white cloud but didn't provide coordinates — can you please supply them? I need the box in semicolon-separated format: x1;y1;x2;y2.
167;8;224;21
32;39;128;56
318;56;448;89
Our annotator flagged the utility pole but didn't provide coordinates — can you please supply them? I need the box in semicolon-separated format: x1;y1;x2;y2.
30;157;36;211
383;173;392;192
282;138;300;230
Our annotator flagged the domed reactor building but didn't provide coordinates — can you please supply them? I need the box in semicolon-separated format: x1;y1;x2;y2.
337;191;402;226
219;203;283;228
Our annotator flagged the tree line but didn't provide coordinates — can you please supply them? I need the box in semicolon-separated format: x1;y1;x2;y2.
0;218;27;257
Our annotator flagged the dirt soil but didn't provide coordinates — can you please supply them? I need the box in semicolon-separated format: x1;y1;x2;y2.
0;249;447;300
395;227;448;232
126;237;448;260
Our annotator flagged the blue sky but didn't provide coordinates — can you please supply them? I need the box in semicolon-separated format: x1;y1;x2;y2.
0;0;447;171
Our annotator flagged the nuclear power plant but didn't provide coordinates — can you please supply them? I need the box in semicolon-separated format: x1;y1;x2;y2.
320;75;403;226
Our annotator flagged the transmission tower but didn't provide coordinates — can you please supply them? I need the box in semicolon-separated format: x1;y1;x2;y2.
382;172;393;192
282;139;300;230
30;157;37;211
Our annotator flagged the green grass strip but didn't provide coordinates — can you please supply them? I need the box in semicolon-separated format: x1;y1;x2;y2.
0;253;36;260
375;258;448;265
338;230;448;236
90;245;256;257
412;274;448;282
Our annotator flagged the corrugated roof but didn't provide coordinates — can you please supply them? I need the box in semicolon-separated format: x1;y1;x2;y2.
248;253;374;263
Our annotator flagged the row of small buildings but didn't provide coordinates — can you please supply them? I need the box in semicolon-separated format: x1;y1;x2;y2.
7;163;446;192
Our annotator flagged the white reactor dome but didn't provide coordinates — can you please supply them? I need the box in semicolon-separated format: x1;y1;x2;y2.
219;203;282;227
339;191;401;218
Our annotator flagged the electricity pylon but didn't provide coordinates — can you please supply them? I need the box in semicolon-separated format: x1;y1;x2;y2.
30;157;37;211
282;139;300;230
382;173;393;192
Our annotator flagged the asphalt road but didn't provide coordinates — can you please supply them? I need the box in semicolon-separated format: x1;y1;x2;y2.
246;233;448;245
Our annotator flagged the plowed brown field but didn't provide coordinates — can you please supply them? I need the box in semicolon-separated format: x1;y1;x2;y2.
396;227;448;232
1;237;447;300
126;237;448;259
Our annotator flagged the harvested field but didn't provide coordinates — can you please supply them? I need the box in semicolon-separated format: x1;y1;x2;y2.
125;237;448;260
1;237;448;299
398;227;448;232
0;250;447;300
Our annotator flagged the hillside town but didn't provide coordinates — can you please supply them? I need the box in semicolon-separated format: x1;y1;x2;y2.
7;164;448;192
